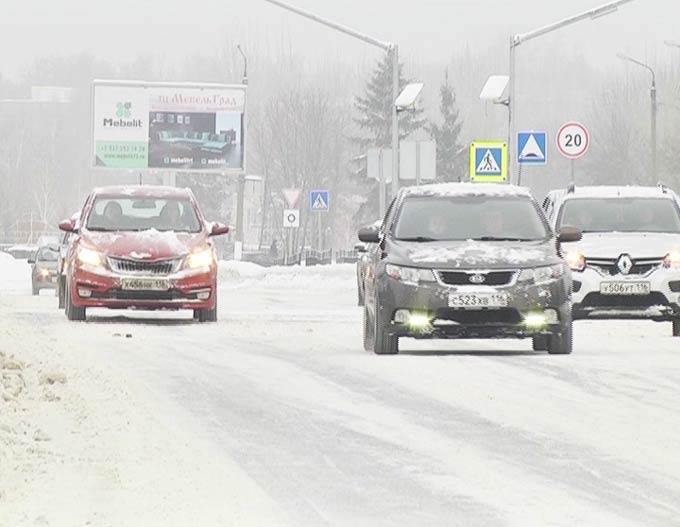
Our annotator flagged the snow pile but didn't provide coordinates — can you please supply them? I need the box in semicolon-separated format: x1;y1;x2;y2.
0;252;31;292
219;260;355;288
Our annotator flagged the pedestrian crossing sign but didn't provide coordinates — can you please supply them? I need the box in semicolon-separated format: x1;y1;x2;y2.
469;141;508;182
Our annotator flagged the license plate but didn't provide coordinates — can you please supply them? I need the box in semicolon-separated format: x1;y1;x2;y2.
600;281;650;296
121;278;170;291
449;292;509;308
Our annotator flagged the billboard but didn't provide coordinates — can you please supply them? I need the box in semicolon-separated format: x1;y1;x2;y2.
92;80;246;172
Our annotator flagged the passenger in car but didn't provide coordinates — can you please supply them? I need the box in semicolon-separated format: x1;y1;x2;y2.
102;201;124;230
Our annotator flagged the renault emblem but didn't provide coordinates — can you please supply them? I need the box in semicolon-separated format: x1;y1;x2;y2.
616;254;633;275
469;273;486;284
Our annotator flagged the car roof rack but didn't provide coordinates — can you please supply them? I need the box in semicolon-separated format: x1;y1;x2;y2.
658;182;668;194
567;183;575;194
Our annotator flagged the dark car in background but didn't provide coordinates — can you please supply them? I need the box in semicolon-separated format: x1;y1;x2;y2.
358;183;581;355
29;244;60;295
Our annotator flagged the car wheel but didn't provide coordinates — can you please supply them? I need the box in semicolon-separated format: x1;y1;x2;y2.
57;277;65;309
362;304;375;351
65;279;86;321
673;319;680;337
32;282;39;296
547;322;572;355
373;295;398;355
196;295;217;323
532;335;548;351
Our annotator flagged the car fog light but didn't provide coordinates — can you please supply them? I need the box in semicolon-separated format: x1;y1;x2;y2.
408;312;431;328
196;291;210;300
524;312;547;328
78;288;92;298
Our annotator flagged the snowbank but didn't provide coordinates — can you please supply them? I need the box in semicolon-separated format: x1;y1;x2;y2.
218;260;355;289
0;252;31;292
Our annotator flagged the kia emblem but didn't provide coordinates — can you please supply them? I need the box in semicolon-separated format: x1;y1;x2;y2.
469;273;486;284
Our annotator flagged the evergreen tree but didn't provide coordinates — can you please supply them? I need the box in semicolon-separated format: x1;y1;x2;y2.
353;51;426;148
428;70;464;182
352;52;426;223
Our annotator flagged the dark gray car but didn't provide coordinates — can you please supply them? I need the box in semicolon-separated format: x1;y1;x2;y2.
358;183;581;355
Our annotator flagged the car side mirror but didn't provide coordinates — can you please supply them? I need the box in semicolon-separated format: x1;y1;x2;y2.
354;243;367;253
210;222;230;236
558;226;582;244
358;227;380;244
58;219;77;233
28;256;36;264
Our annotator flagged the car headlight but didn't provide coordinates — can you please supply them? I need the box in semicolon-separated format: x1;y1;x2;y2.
185;248;215;269
564;250;585;272
39;268;50;278
518;263;566;284
663;249;680;269
385;264;436;285
77;247;103;267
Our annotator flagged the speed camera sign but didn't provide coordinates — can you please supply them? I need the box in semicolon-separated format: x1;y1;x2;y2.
556;122;590;160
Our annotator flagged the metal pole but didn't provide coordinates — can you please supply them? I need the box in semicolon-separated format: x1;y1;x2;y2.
508;37;517;185
378;150;385;220
391;45;400;199
570;159;575;186
651;79;657;176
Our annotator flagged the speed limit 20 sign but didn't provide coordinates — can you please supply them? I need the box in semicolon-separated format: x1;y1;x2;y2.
556;122;590;160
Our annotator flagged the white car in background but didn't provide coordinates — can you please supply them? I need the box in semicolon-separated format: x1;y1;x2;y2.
543;185;680;336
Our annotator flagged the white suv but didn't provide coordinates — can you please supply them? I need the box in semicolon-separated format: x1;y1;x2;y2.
543;185;680;336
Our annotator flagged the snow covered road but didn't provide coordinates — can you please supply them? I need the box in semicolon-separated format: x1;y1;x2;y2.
2;262;680;526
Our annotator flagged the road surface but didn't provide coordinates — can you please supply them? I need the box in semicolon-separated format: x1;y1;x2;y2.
2;263;680;526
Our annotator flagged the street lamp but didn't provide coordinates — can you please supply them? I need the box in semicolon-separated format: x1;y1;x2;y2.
617;53;657;176
508;0;636;185
262;0;399;218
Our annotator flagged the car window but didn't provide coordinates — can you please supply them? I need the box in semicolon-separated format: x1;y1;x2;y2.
557;198;680;233
37;247;59;262
86;197;201;233
393;196;550;242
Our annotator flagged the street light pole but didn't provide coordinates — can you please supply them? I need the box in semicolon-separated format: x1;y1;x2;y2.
262;0;398;218
508;0;636;185
235;45;248;247
617;53;657;176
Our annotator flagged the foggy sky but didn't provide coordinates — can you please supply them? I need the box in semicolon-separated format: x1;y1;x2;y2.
1;0;678;79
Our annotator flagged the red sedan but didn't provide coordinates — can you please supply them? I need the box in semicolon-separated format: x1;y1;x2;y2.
58;186;229;322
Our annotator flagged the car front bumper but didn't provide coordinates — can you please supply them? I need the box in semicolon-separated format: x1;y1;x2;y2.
70;265;216;311
572;267;680;320
376;276;571;340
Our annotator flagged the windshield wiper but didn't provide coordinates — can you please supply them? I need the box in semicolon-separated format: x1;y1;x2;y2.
397;236;439;242
474;236;536;242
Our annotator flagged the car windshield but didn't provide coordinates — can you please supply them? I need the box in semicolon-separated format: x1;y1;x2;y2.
86;197;202;233
393;196;550;242
36;247;58;261
558;198;680;233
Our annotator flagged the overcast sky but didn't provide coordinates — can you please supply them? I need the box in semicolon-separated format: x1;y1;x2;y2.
1;0;677;80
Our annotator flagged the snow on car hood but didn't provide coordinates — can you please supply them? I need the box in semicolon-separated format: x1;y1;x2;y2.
563;232;680;260
394;239;557;269
81;229;207;260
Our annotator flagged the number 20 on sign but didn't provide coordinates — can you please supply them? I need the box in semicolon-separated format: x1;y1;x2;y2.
556;122;590;160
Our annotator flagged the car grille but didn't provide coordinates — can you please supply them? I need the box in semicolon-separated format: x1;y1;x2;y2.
91;289;195;301
434;308;522;325
587;258;663;276
580;292;668;309
107;257;181;275
436;270;517;286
